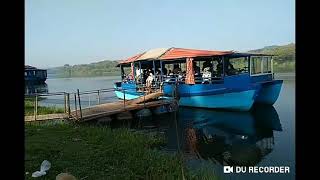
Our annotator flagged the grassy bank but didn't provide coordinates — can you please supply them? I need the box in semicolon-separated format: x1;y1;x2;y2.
25;123;217;179
24;99;64;116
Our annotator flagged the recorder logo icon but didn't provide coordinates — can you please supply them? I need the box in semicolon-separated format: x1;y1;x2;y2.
224;166;234;173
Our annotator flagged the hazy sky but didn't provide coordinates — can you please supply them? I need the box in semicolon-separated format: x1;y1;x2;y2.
25;0;295;68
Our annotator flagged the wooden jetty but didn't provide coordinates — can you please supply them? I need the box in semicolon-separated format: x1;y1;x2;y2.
70;92;177;122
25;113;68;122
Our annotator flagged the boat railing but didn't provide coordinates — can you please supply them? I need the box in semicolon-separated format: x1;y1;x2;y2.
159;74;223;84
120;73;225;89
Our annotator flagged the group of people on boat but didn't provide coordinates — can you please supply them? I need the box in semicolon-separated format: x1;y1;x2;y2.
121;57;240;85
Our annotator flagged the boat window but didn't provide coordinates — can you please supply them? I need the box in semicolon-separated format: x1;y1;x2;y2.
251;57;262;74
267;58;272;73
251;56;272;75
263;57;269;73
264;56;272;73
25;72;27;76
226;57;249;76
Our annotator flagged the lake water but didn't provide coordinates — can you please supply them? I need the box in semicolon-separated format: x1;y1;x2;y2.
25;73;295;179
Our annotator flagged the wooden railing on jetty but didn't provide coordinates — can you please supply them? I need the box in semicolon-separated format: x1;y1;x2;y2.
70;91;174;122
25;88;178;123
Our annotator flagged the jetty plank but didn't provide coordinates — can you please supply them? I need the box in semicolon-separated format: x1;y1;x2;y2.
25;113;68;122
70;92;173;122
24;92;174;122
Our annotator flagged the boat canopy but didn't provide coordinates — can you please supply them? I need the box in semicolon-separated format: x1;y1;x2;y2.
117;47;273;66
160;48;233;60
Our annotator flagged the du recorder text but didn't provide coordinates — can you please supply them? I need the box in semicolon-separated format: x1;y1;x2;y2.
224;166;290;174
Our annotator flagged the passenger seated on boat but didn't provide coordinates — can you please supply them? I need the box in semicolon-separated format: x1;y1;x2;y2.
123;73;134;82
202;67;212;83
202;60;213;72
155;69;162;81
216;59;223;76
162;67;168;75
193;61;201;75
225;60;237;75
168;70;173;76
173;64;181;74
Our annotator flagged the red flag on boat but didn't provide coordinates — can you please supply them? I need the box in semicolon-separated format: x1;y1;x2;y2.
130;63;134;80
185;57;195;84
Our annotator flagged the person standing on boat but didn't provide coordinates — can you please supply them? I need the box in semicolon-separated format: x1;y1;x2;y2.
146;71;155;93
135;66;141;81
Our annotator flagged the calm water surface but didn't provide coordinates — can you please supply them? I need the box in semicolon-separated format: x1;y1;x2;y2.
25;74;295;180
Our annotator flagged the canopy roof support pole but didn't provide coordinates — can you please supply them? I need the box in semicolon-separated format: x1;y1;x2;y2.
248;56;251;76
153;60;156;87
131;62;135;81
160;60;163;82
120;65;124;80
271;56;274;79
139;61;142;86
211;57;214;83
222;56;225;78
261;57;264;74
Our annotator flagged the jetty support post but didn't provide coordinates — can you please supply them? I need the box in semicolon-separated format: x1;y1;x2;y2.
88;94;91;107
64;92;67;113
34;94;38;121
97;90;101;104
67;93;71;118
77;89;83;120
74;93;78;119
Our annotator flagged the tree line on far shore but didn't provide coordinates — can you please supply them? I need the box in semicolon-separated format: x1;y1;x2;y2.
47;43;295;78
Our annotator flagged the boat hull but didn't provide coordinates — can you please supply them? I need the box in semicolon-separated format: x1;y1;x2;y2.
179;89;256;111
255;80;283;105
114;90;142;100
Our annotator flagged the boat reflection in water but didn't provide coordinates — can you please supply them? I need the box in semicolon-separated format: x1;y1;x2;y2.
25;83;48;95
164;104;282;167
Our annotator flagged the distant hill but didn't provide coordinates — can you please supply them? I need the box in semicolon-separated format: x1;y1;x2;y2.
248;43;295;62
47;60;121;78
248;43;295;72
47;43;295;78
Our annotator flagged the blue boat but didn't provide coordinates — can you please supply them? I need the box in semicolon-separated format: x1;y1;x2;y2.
114;48;282;111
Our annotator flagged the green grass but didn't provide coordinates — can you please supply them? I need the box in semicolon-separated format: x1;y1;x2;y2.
25;99;64;116
25;123;218;179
